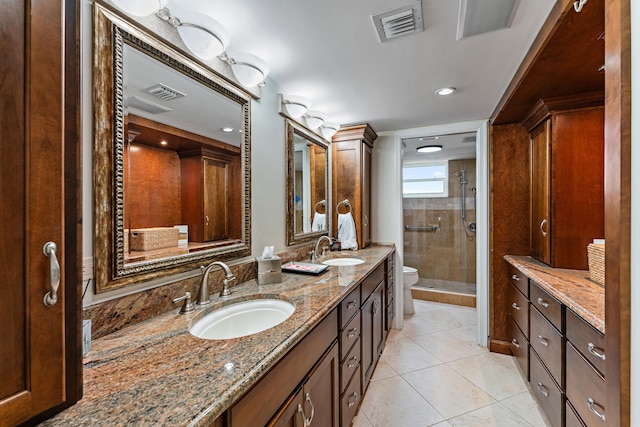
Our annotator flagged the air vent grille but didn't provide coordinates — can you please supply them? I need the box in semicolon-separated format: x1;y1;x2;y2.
372;1;424;43
462;136;476;144
145;83;187;101
125;96;173;114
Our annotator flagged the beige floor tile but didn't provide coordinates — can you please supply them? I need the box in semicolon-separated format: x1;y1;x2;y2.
386;327;407;342
370;358;398;382
412;300;445;313
352;411;373;427
500;390;552;427
446;324;479;342
360;376;445;427
401;313;445;336
403;364;496;419
410;330;486;362
447;353;529;400
380;337;443;373
447;402;533;426
431;422;453;427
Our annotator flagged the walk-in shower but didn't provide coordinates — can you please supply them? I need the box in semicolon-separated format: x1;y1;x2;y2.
402;133;477;305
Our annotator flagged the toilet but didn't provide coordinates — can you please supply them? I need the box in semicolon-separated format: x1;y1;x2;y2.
402;266;418;315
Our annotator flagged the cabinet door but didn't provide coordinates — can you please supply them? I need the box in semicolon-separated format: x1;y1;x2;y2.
0;0;73;424
530;120;551;264
268;388;305;427
361;283;384;390
332;139;362;239
203;158;229;241
362;143;372;248
303;343;339;427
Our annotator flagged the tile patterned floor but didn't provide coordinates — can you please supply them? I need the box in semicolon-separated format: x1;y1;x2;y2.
352;300;552;427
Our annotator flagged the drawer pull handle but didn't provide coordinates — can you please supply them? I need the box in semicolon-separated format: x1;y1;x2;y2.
587;343;606;361
297;404;307;426
304;392;315;426
536;297;550;308
540;219;548;237
511;302;520;311
511;274;521;282
511;338;520;348
536;382;549;397
348;328;358;339
347;300;358;310
372;298;381;316
537;335;550;347
43;242;61;307
348;356;360;369
587;397;605;422
348;391;359;408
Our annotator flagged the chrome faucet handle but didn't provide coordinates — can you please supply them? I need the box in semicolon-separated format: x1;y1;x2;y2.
309;250;316;263
220;275;236;297
172;292;195;314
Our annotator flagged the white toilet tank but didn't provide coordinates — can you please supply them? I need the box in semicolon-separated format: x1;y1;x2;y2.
402;266;417;315
403;266;419;287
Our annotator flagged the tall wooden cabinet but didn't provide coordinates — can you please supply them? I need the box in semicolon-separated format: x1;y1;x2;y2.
0;0;81;425
331;124;377;249
523;96;604;270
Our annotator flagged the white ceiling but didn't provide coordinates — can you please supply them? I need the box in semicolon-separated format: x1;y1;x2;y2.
176;0;557;133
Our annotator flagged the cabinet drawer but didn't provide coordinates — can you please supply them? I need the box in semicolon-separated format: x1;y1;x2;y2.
530;351;563;427
508;264;528;297
507;317;528;380
340;310;361;361
340;286;361;329
340;338;361;395
340;368;362;427
566;342;606;426
530;281;562;331
566;308;605;376
362;264;384;302
530;306;563;387
566;401;586;427
508;282;529;336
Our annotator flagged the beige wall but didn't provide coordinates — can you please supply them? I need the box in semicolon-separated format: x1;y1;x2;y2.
403;159;476;284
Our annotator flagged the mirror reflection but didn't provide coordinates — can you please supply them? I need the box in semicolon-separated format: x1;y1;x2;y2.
286;119;329;245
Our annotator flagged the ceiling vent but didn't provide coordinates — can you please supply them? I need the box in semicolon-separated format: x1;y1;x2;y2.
462;135;476;144
457;0;520;40
125;96;172;114
145;83;187;101
372;1;424;43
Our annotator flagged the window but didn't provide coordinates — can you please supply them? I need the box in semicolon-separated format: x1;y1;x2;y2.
403;163;448;198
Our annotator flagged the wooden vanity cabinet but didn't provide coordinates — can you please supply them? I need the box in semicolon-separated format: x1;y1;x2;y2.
524;97;604;270
384;253;396;340
179;147;241;243
331;124;377;249
506;268;529;379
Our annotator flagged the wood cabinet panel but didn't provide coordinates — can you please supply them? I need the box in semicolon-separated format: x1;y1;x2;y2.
340;311;361;361
339;287;361;330
508;282;529;336
340;336;361;395
566;401;587;427
566;308;606;376
530;351;563;427
361;263;384;301
508;265;528;297
361;283;384;390
530;120;552;264
340;367;362;427
530;281;563;331
566;342;606;426
530;306;564;387
508;317;529;380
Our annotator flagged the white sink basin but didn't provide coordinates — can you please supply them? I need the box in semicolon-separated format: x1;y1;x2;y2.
322;258;365;266
190;298;295;340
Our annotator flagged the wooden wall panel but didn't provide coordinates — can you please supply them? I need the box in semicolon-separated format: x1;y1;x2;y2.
489;124;531;347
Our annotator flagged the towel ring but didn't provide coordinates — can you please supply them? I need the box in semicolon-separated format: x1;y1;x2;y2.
336;199;352;214
314;200;326;213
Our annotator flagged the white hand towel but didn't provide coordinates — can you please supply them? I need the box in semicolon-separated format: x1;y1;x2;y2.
338;212;358;250
311;213;326;231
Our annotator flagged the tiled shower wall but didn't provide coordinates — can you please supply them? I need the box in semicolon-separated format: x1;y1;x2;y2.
403;159;477;286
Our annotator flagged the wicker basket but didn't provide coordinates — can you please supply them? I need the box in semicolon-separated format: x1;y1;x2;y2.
587;243;605;286
129;227;179;251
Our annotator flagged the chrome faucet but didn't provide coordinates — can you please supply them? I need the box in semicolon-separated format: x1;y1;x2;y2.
197;261;237;305
310;235;332;263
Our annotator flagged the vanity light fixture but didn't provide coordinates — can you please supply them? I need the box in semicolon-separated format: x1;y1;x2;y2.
112;0;168;17
280;94;311;119
320;122;340;139
219;50;270;88
435;87;456;96
156;7;230;60
221;127;234;132
417;145;443;153
304;110;327;130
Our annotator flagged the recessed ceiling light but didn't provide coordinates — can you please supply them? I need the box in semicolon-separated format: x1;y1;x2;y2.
417;145;443;153
435;87;456;96
222;127;234;132
160;140;168;146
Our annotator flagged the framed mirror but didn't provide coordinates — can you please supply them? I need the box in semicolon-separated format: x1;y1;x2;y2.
94;3;251;292
285;119;329;245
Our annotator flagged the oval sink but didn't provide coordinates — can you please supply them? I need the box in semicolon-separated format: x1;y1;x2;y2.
190;298;295;340
322;258;365;266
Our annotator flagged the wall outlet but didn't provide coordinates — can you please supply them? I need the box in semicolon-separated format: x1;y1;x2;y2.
82;257;94;282
82;319;91;357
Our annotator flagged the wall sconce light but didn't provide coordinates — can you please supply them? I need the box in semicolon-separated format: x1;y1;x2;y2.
112;0;168;17
219;50;270;88
321;122;340;139
304;110;327;130
280;94;311;119
156;7;230;60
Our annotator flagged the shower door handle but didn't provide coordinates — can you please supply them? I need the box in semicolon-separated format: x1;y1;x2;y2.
539;219;548;237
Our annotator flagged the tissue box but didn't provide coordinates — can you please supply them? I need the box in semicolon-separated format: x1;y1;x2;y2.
129;227;179;251
257;256;282;285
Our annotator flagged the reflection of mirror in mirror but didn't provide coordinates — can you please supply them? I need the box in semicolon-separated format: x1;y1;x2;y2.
286;119;329;246
122;43;244;264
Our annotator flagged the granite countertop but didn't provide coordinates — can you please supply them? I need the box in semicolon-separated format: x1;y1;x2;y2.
42;246;394;427
504;255;605;334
